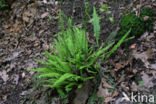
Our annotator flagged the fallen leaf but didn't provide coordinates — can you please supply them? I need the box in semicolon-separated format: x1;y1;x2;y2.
129;43;136;49
13;22;20;32
144;16;149;21
136;4;141;9
97;86;110;98
6;51;22;61
34;42;39;47
41;12;49;18
4;24;10;29
120;82;130;93
117;75;125;84
97;79;112;98
120;7;125;10
12;74;19;85
115;63;124;71
43;43;49;50
0;70;9;82
22;72;25;78
131;82;138;91
104;97;115;103
145;48;153;59
2;95;7;100
141;72;154;88
29;71;35;76
22;15;30;23
102;78;114;89
112;90;118;97
132;50;150;68
151;64;156;70
114;98;123;104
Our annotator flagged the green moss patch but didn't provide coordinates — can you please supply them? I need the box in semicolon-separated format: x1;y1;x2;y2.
118;8;154;38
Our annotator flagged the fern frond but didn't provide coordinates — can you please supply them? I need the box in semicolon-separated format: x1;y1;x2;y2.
92;7;100;45
106;29;131;59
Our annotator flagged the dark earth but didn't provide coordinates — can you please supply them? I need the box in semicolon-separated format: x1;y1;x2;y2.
0;0;156;104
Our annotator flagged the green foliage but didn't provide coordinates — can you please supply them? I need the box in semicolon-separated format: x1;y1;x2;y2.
106;29;131;59
0;0;7;8
118;8;154;38
29;7;131;99
139;80;143;87
29;16;114;98
83;2;91;29
90;7;100;45
99;4;110;12
109;17;114;23
140;8;154;31
105;29;118;44
118;13;144;38
99;4;114;24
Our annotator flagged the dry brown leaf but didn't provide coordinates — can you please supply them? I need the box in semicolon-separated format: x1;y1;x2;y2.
34;42;39;47
102;78;114;89
29;71;35;76
0;70;9;82
12;74;19;85
136;4;141;9
131;82;138;91
120;82;130;93
4;24;10;29
112;90;119;97
22;72;25;78
151;64;156;70
146;48;154;59
115;63;124;71
12;22;20;32
6;51;20;61
143;16;149;21
43;43;49;50
104;97;115;103
2;95;7;100
41;12;49;18
132;50;150;68
117;75;125;84
97;84;111;98
141;72;154;88
22;13;30;23
119;7;125;10
129;43;136;49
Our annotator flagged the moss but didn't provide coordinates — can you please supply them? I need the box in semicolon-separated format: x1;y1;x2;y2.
140;8;154;32
118;13;144;38
117;8;154;39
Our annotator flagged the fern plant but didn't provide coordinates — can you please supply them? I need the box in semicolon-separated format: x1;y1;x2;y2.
29;8;131;99
29;16;114;98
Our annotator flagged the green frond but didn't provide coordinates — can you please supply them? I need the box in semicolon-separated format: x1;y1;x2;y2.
51;73;80;88
106;29;131;59
92;7;100;45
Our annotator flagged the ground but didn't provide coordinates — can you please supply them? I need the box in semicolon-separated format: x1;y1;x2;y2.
0;0;156;104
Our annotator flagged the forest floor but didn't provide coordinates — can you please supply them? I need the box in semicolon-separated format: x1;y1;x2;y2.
0;0;156;104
